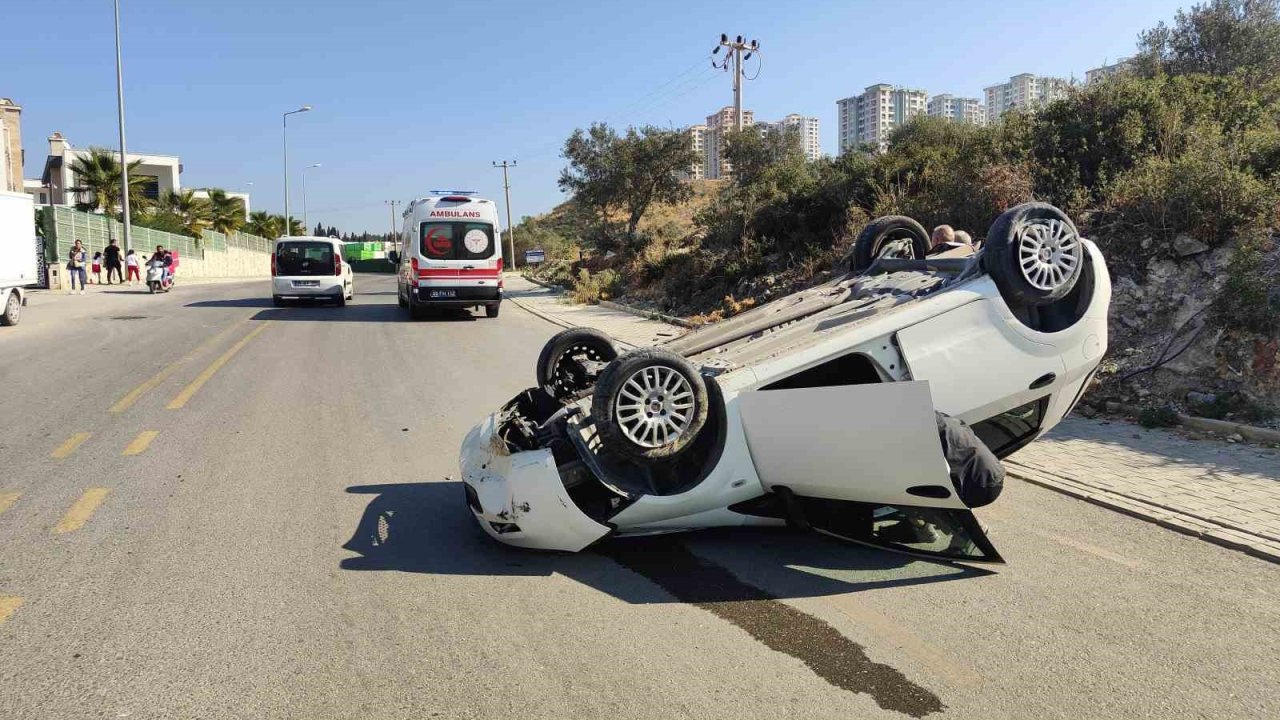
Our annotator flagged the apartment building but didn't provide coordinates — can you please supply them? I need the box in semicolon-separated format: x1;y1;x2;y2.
836;84;927;154
679;124;707;180
926;94;987;126
38;132;183;207
1086;58;1135;84
703;105;755;179
756;114;822;161
983;73;1070;123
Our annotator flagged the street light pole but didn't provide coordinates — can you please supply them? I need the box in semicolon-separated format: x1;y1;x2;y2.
113;0;131;253
385;199;399;252
282;105;311;236
492;160;517;270
302;163;321;233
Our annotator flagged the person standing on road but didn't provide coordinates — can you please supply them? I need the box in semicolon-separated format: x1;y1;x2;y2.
91;251;103;284
67;240;87;294
125;249;140;284
103;239;123;284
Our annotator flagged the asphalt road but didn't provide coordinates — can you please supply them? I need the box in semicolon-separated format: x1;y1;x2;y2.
1;274;1276;719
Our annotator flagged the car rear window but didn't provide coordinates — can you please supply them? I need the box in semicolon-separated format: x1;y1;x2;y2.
276;241;334;276
420;222;495;261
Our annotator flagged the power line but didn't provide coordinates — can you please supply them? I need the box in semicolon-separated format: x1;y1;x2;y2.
712;34;762;131
493;161;517;270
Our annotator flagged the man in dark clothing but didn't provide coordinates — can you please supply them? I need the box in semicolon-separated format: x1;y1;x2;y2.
103;239;124;284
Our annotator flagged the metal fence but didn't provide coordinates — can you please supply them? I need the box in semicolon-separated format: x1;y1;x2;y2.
49;207;272;264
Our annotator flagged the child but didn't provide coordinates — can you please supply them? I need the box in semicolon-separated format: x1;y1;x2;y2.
91;251;103;284
125;249;140;284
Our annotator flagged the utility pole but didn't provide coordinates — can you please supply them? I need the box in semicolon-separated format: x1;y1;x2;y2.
492;161;517;271
384;200;399;253
713;34;760;131
113;0;131;253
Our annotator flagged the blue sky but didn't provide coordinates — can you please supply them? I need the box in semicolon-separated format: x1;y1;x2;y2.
9;0;1186;234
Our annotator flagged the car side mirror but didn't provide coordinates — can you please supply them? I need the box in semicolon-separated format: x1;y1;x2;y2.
388;250;400;264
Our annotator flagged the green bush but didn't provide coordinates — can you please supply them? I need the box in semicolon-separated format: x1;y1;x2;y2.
569;268;621;304
1213;237;1280;332
1138;405;1181;427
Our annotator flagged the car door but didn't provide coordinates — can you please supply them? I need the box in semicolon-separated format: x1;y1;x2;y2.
737;381;1003;562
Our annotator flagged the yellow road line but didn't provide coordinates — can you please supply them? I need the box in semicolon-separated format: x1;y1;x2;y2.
50;432;91;460
0;596;23;625
122;430;160;456
0;491;20;515
167;322;271;410
110;317;251;413
53;488;110;534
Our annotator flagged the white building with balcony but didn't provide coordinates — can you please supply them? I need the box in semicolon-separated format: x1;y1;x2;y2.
837;84;927;154
703;106;755;179
983;73;1070;123
756;114;822;161
38;132;183;208
927;94;987;126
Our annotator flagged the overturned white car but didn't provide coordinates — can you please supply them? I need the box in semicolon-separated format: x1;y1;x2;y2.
461;203;1111;563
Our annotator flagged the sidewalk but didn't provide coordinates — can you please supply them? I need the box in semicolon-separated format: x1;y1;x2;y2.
504;275;1280;563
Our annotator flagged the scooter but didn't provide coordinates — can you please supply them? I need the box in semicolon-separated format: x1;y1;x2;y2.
146;259;173;294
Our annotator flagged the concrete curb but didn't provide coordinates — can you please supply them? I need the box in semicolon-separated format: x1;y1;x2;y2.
598;300;700;329
1007;461;1280;564
1107;402;1280;445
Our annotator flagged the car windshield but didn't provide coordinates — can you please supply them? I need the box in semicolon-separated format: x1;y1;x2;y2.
276;241;333;276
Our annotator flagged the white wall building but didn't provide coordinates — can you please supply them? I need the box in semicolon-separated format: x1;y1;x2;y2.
983;73;1070;123
703;106;755;179
38;132;183;208
837;84;927;154
926;94;987;126
757;114;822;161
680;124;707;180
1086;58;1134;84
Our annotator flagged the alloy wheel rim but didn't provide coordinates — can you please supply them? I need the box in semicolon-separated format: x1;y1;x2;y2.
1016;219;1080;291
615;365;695;448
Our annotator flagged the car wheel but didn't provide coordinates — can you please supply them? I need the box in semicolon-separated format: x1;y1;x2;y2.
335;292;346;307
537;327;619;400
984;202;1083;306
849;216;930;273
591;348;709;462
272;295;284;307
0;290;20;326
485;303;500;318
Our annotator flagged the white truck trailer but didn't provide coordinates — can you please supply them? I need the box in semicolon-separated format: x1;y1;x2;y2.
0;190;39;326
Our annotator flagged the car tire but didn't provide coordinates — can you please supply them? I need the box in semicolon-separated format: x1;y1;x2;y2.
537;327;619;400
0;290;20;326
272;295;284;307
984;202;1083;306
591;348;709;462
849;215;930;273
335;292;346;307
485;303;500;318
398;290;408;309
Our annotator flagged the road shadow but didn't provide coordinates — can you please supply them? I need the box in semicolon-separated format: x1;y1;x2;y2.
187;298;275;308
340;481;991;604
239;305;479;323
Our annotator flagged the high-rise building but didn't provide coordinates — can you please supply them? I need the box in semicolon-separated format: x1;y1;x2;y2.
756;114;822;161
1086;58;1134;84
926;94;987;126
983;73;1070;122
0;98;22;194
704;106;755;179
836;84;927;154
679;124;707;180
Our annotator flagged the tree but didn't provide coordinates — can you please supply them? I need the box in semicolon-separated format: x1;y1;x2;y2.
68;147;151;215
158;189;213;237
246;210;279;238
1138;0;1280;84
558;123;696;249
314;221;325;236
206;189;245;235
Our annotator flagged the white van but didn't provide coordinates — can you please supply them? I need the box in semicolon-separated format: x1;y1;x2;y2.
392;193;502;318
271;236;354;306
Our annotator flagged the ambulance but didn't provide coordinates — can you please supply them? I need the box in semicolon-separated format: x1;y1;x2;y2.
392;192;503;319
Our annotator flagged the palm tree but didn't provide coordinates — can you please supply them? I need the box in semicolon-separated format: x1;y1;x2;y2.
159;189;213;237
68;147;151;215
245;210;278;238
271;214;304;236
205;189;246;235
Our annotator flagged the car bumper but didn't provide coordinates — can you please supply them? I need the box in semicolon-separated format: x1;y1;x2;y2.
459;414;611;551
412;285;501;306
273;278;344;297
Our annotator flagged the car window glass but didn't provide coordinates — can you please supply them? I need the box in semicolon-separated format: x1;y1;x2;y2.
421;223;455;260
458;223;495;260
276;241;333;275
